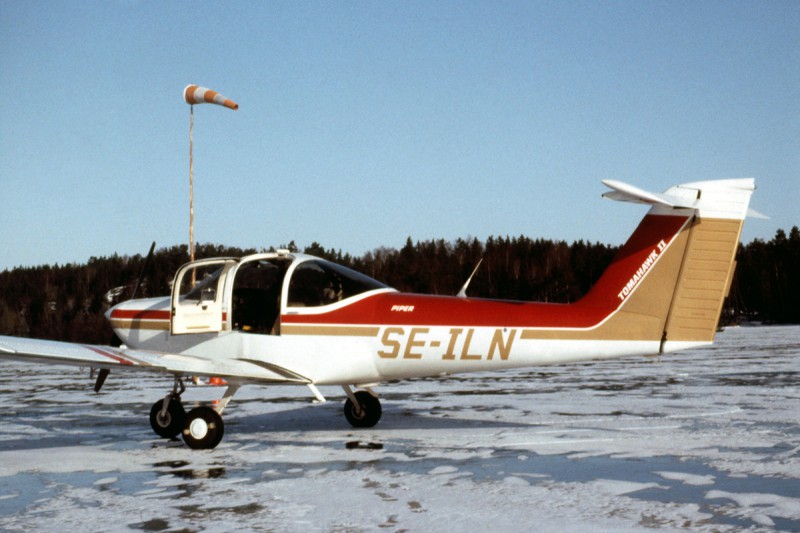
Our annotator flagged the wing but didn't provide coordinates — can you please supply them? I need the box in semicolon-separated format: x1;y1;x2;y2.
0;335;309;384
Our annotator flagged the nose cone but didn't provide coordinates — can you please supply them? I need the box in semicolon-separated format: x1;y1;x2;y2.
105;296;172;348
105;302;120;322
106;298;142;324
106;300;132;345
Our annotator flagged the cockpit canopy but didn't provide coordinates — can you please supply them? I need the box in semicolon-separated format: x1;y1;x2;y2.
170;252;393;336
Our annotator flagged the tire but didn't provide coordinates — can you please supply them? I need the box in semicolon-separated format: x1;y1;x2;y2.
149;397;186;439
344;390;382;428
182;406;225;450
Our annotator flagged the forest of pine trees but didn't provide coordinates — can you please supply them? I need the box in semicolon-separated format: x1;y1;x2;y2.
1;227;798;345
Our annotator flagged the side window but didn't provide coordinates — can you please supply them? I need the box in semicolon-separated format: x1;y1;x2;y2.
288;262;330;307
288;260;389;307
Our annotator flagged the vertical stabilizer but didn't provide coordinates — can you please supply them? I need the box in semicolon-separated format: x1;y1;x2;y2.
589;178;755;350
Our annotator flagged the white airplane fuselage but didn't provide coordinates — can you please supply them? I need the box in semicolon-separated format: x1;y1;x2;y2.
3;178;757;449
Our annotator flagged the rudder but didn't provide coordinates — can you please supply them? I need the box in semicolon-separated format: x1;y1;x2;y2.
657;179;754;350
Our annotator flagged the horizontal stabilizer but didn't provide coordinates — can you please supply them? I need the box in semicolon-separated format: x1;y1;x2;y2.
601;180;696;208
602;178;757;221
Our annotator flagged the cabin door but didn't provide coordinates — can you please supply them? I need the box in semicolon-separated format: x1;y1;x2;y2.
171;259;237;335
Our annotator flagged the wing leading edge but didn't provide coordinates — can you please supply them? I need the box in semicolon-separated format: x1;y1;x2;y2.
0;335;309;385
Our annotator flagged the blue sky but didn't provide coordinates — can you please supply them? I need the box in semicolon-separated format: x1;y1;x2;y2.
1;1;797;271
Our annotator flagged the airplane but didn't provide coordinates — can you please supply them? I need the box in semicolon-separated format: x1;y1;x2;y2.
0;178;757;449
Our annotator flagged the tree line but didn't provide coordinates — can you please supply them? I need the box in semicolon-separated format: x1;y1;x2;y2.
1;227;797;344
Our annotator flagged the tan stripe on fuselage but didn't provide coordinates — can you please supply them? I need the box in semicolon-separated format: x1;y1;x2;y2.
109;319;169;331
111;319;229;332
281;325;381;337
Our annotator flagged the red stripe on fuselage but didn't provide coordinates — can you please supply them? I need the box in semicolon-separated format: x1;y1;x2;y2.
282;213;690;330
109;309;171;321
282;293;599;328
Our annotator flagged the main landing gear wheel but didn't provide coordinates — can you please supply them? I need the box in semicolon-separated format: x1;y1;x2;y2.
344;390;382;428
149;396;186;439
182;406;225;450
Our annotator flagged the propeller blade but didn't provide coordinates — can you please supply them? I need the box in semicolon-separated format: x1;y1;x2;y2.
131;241;156;300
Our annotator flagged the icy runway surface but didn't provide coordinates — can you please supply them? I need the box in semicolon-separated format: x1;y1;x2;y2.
1;326;798;532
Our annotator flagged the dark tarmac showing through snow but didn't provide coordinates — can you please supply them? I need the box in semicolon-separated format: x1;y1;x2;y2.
0;326;798;532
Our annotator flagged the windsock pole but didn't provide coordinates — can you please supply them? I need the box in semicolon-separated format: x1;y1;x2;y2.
189;104;195;264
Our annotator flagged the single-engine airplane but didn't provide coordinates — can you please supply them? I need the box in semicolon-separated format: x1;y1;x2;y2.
0;178;757;449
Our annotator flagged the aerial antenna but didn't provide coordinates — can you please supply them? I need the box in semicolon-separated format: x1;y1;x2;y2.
457;257;483;298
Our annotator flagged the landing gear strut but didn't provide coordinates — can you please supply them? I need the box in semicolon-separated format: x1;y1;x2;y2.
149;377;237;450
181;383;238;450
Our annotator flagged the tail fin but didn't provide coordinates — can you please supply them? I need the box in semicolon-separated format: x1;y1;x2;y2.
580;178;755;351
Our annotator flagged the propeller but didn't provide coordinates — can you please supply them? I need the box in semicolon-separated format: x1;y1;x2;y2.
131;241;156;300
95;241;156;392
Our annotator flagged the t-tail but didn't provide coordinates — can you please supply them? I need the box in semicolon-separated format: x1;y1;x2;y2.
564;178;756;353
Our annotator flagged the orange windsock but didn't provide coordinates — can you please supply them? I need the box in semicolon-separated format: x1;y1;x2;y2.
183;85;238;110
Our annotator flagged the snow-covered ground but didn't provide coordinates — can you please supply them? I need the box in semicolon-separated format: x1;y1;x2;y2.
0;326;798;532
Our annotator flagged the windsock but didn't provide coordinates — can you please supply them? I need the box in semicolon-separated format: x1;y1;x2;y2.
183;85;238;110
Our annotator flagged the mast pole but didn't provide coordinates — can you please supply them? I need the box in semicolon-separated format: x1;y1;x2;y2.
189;104;195;263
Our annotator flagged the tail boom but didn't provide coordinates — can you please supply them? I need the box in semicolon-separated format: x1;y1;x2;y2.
282;178;756;378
